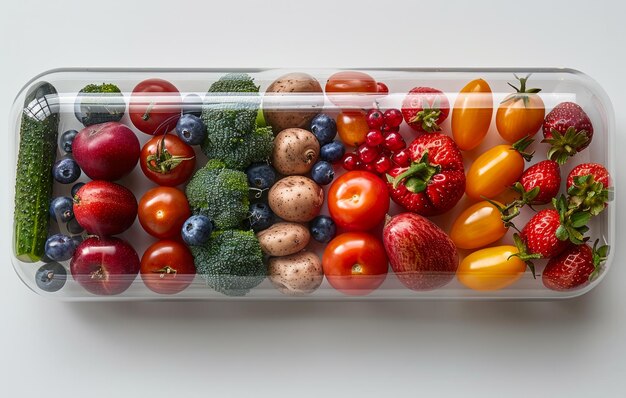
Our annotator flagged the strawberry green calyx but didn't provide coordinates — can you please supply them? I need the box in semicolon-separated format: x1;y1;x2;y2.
543;127;590;165
409;98;442;133
511;136;535;162
501;74;542;107
553;195;590;245
388;152;440;193
589;239;609;281
485;182;540;231
510;233;541;278
568;174;611;216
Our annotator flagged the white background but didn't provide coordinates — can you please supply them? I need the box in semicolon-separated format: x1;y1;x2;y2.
1;0;625;397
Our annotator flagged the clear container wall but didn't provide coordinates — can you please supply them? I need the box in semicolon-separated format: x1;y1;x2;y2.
9;68;615;300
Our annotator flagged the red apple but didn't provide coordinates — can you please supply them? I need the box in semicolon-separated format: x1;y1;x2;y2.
74;181;137;236
383;213;459;291
73;122;140;180
70;236;140;295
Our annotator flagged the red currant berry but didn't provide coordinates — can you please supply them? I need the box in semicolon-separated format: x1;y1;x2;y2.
376;82;389;95
363;162;377;173
366;109;385;129
374;155;392;174
384;132;406;151
356;144;379;164
381;124;400;135
365;129;384;147
342;153;362;171
391;149;410;167
383;109;403;128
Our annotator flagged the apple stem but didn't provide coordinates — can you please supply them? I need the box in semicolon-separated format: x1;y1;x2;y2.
142;101;155;121
154;266;177;279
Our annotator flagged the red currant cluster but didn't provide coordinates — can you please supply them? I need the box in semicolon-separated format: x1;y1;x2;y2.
341;107;409;175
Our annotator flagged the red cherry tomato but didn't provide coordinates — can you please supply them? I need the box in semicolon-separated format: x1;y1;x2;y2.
322;232;388;295
140;240;196;294
138;187;190;239
129;78;181;135
140;133;196;186
327;171;390;231
325;71;378;107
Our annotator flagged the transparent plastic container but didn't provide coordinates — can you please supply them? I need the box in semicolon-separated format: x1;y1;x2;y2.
9;68;615;300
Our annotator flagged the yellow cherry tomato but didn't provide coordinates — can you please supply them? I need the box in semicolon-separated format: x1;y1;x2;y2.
450;201;508;250
496;82;545;144
465;144;526;200
337;110;368;147
457;245;526;291
451;79;493;151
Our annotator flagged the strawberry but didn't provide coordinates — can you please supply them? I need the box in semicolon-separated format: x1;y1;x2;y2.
387;133;465;216
566;163;611;216
542;102;594;164
520;194;594;259
518;160;561;204
401;87;450;133
520;208;570;258
542;240;609;291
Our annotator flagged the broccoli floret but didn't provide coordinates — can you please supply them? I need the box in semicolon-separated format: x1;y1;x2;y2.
200;125;273;170
79;83;121;94
191;229;267;296
200;73;273;170
207;73;259;94
185;160;249;230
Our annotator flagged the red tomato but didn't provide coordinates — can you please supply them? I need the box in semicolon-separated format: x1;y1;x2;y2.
328;171;390;231
129;78;181;135
140;133;196;186
138;187;190;239
140;240;196;294
325;71;378;107
322;232;388;295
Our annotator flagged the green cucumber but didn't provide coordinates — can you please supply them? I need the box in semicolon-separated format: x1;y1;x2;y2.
13;82;59;262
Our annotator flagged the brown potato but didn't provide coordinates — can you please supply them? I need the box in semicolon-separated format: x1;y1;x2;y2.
257;222;310;257
272;128;320;175
268;251;323;296
263;73;324;133
268;176;324;222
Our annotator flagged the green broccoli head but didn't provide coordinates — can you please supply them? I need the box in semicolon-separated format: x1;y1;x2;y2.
191;229;267;296
200;73;272;169
200;125;273;170
185;160;249;230
79;83;122;94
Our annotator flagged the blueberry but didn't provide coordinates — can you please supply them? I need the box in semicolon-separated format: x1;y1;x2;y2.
176;114;206;145
310;113;337;145
182;94;203;117
246;163;277;191
70;183;84;198
248;202;274;232
320;141;345;164
310;216;336;243
44;234;76;262
60;129;79;153
181;215;213;246
311;161;334;185
52;158;81;184
35;262;67;292
49;196;74;223
66;218;84;234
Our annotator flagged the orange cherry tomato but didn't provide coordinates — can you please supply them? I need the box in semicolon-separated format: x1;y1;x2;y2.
457;245;526;291
337;110;369;147
327;171;390;231
138;187;191;239
140;240;196;294
450;201;508;250
322;232;388;296
451;79;493;151
465;144;527;200
325;71;378;107
496;76;545;143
